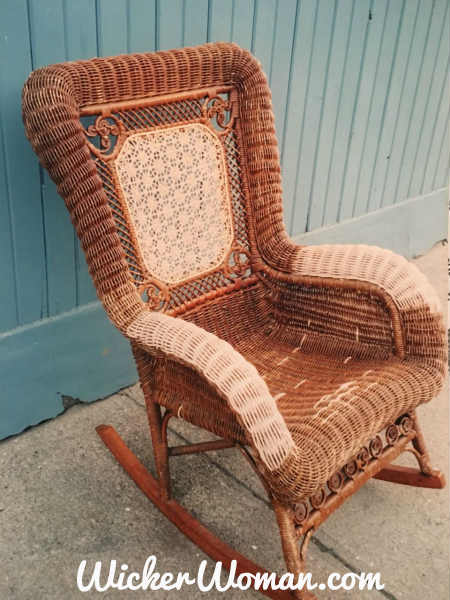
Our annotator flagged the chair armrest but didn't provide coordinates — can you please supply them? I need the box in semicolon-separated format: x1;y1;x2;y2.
126;310;295;472
265;243;446;365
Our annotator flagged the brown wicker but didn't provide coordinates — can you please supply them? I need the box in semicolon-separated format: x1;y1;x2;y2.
22;43;447;599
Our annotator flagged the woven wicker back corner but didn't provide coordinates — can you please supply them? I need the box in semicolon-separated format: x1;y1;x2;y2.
23;44;295;324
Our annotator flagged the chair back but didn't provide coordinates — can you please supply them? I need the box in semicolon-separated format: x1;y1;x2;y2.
23;44;291;325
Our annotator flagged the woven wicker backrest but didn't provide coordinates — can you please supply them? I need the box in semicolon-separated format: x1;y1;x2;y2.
22;43;294;329
81;87;253;313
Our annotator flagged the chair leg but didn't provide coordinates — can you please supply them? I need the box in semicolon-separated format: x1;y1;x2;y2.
373;411;446;489
145;397;172;500
131;344;172;500
410;411;437;475
273;501;316;600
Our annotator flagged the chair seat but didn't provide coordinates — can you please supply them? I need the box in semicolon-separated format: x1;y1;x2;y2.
237;331;422;436
154;284;440;503
236;331;431;473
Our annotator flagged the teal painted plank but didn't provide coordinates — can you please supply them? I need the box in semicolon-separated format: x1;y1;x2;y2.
0;120;18;331
280;0;318;232
432;108;450;189
64;0;98;59
28;0;77;316
231;0;254;49
157;0;184;50
128;0;156;52
251;0;277;76
0;303;136;439
295;189;447;261
28;0;66;65
320;0;371;228
351;1;404;217
64;0;99;306
337;0;389;222
208;0;233;42
381;1;434;207
408;10;449;197
293;0;338;233
367;0;420;211
0;1;47;325
421;67;450;193
393;0;449;208
269;0;297;153
184;0;208;46
307;0;355;229
97;0;128;56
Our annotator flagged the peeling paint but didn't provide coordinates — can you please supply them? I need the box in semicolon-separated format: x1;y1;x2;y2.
60;394;81;410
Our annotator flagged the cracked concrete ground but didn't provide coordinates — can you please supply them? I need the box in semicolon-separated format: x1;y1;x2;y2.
0;243;448;599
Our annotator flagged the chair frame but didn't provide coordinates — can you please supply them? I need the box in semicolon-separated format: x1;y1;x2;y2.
22;43;446;599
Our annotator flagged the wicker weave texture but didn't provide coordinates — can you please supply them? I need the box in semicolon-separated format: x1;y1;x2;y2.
22;43;446;505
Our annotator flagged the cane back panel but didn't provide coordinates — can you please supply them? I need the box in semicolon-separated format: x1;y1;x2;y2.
80;85;254;313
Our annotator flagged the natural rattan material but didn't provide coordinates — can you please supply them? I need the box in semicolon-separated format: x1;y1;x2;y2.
22;43;446;508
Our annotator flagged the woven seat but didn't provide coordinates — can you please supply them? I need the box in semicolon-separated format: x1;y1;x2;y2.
152;271;444;503
22;42;446;599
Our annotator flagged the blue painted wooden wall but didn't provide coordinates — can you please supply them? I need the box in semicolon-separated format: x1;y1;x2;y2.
1;0;449;438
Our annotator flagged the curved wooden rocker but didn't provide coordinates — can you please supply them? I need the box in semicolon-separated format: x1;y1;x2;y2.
374;465;445;488
22;43;447;599
96;424;307;600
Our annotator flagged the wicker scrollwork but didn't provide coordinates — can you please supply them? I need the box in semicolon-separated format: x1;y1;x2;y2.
369;435;383;458
343;459;358;479
328;470;344;493
293;501;309;525
386;424;399;446
357;446;370;469
398;414;413;435
141;281;170;311
202;95;234;133
224;245;251;278
85;114;124;157
310;487;326;510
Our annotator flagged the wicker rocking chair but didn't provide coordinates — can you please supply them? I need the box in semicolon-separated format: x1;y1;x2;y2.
23;43;446;599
